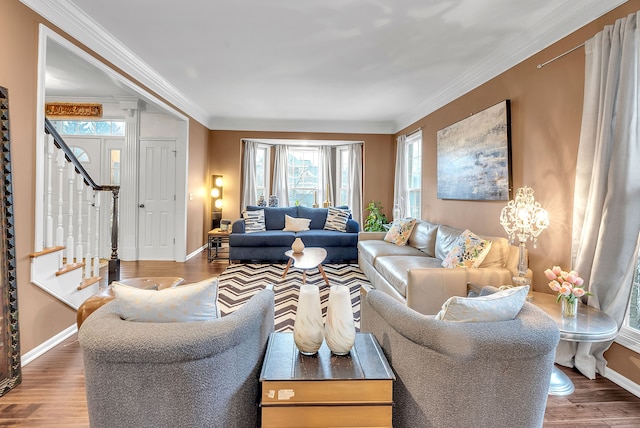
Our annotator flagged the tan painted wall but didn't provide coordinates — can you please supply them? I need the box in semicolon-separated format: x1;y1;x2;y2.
0;0;209;353
393;0;640;385
208;130;395;223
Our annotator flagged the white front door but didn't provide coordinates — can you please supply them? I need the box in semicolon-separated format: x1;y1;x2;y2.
138;139;176;260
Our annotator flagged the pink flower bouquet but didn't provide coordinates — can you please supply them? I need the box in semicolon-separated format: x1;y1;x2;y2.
544;266;591;304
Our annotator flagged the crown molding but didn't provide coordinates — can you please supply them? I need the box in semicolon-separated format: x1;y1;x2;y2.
394;0;626;133
208;117;396;135
20;0;210;126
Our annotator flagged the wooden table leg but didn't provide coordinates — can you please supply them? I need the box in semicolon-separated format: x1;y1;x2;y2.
302;271;307;284
282;259;293;279
318;264;329;285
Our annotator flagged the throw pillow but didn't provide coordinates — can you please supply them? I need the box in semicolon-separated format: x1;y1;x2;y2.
383;218;417;246
441;229;492;268
324;206;351;232
243;209;266;233
113;277;219;322
283;214;311;232
435;285;529;322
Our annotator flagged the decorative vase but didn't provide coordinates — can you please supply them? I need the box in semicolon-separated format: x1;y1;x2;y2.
268;195;278;207
293;284;324;355
324;285;356;355
561;298;578;318
257;194;266;207
292;237;305;253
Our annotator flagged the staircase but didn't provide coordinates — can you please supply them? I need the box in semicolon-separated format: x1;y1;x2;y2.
30;119;120;310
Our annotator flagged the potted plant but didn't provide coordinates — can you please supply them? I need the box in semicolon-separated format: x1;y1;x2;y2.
364;201;389;232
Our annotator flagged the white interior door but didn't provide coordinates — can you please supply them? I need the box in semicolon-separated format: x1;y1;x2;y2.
138;140;176;260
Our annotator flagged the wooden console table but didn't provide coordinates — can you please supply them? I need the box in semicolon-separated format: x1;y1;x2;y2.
259;332;395;427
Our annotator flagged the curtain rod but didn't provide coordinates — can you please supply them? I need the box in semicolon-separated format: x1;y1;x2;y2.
406;126;422;137
537;42;585;69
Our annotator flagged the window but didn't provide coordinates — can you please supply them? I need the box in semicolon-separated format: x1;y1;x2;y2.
109;149;121;185
618;240;640;352
336;146;350;207
70;147;89;163
50;120;125;136
406;132;422;218
287;148;319;206
255;144;271;200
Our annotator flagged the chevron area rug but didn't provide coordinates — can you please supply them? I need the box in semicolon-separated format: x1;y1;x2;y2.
217;263;369;332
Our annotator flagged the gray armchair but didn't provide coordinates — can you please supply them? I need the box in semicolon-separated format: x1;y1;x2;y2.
361;288;559;428
79;288;275;428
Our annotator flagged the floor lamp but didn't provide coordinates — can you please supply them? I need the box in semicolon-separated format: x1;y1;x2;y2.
500;186;549;288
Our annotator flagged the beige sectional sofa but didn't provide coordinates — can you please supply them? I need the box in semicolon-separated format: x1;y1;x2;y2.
358;219;527;315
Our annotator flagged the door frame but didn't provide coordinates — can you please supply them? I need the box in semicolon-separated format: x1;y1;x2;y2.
36;26;190;261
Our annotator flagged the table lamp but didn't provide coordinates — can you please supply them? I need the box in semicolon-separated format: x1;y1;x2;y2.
499;186;549;287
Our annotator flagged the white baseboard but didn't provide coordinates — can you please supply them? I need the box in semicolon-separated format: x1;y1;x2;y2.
186;244;207;261
605;367;640;398
21;324;78;367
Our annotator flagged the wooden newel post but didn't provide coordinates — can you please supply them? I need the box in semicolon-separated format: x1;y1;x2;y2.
108;186;120;283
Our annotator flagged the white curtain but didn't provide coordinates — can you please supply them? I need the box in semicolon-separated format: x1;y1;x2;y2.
319;146;334;205
393;134;409;220
562;11;640;379
348;143;363;224
241;140;258;209
272;145;289;207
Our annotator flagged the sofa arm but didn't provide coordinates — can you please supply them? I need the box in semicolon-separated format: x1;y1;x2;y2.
405;268;469;315
231;218;245;233
358;231;386;241
346;219;360;233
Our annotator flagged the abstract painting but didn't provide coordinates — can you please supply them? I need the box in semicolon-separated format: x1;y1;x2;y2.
437;100;512;201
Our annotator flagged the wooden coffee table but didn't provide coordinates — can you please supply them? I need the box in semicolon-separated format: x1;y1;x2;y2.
529;291;618;395
282;247;329;285
259;332;395;427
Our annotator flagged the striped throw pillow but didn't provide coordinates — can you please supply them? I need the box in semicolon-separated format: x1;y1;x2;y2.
324;207;351;232
243;209;266;233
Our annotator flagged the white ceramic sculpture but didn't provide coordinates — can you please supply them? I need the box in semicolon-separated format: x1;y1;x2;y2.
292;237;305;253
324;284;356;355
293;284;324;355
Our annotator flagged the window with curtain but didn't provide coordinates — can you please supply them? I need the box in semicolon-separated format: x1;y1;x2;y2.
407;132;422;218
336;146;350;206
287;147;319;206
255;144;271;199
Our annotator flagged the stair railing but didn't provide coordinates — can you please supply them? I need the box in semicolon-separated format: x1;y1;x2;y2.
43;118;120;284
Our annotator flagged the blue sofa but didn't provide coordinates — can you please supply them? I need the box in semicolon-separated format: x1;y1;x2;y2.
229;206;359;262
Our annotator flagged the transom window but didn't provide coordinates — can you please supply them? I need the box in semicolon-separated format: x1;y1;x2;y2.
50;120;125;136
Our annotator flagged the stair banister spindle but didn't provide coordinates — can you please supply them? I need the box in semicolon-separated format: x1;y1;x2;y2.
93;192;100;278
55;150;65;249
45;134;54;248
84;187;93;280
76;175;84;265
66;163;75;264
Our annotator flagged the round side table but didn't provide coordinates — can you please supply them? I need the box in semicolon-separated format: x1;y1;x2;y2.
529;291;617;395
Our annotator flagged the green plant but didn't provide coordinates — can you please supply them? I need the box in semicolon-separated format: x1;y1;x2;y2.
364;201;389;232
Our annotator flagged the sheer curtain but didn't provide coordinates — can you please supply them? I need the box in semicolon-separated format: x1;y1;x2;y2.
319;146;334;205
241;140;258;209
348;143;363;224
272;145;289;207
393;135;409;220
562;11;640;379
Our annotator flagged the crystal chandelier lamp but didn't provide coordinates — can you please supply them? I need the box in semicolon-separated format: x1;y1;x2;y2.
500;186;549;286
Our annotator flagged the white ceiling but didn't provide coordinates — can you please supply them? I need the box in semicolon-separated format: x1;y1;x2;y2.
27;0;627;133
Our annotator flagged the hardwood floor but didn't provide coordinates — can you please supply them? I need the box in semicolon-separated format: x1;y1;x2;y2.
2;252;640;427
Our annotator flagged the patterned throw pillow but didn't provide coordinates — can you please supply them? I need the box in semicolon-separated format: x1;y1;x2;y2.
283;214;311;232
324;207;351;232
113;277;219;322
441;229;492;268
435;285;529;322
383;218;417;246
243;209;266;233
